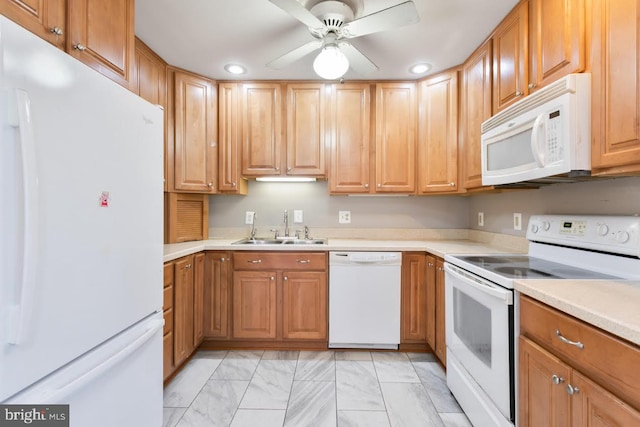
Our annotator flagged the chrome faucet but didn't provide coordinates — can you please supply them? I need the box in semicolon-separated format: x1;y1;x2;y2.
249;212;257;239
283;209;289;237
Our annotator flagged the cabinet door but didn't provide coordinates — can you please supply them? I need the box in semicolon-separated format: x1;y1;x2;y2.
0;0;65;49
163;262;175;380
425;255;437;351
435;258;446;365
518;336;571;427
328;83;371;194
529;0;584;91
572;370;640;426
66;0;134;88
204;252;231;339
418;72;459;193
286;83;327;177
218;83;248;194
232;271;277;339
241;83;283;176
282;271;327;340
461;39;492;190
174;255;194;367
493;1;528;112
401;253;427;343
173;71;218;193
193;253;205;347
591;0;640;172
375;83;417;193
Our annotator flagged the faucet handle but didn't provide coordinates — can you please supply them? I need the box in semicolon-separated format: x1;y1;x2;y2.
304;225;310;240
295;229;303;239
270;228;279;238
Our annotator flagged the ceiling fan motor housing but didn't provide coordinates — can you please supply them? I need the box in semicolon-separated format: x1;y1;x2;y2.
308;0;359;36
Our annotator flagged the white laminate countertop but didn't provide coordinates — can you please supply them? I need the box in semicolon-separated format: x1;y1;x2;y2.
515;279;640;347
163;238;525;263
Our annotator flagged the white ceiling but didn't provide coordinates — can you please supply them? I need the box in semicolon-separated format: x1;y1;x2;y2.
135;0;518;81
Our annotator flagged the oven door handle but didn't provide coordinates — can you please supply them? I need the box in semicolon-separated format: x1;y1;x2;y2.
444;263;513;305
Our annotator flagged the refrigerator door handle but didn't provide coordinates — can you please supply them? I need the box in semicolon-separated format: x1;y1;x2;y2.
6;89;39;345
43;318;163;403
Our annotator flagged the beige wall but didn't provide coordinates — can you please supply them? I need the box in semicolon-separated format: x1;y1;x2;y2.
468;177;640;236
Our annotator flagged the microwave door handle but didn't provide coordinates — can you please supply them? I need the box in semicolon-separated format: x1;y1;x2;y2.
530;113;546;167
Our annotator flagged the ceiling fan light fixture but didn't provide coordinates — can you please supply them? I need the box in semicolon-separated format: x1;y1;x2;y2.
224;64;246;74
313;45;349;80
410;63;431;74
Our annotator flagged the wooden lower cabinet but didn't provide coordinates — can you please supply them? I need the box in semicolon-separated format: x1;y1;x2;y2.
282;271;327;340
203;252;231;339
434;258;446;365
519;296;640;425
425;255;437;351
192;252;205;346
163;262;175;380
173;255;194;367
232;271;278;339
401;253;427;346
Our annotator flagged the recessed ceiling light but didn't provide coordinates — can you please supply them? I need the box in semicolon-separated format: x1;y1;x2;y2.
410;63;431;74
224;64;246;75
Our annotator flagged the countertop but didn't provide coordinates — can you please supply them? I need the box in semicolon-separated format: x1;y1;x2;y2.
515;279;640;347
163;238;525;263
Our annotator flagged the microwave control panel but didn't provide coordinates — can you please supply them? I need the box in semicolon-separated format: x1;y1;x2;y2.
546;109;562;163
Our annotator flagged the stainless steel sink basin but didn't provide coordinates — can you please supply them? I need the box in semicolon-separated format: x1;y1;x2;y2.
282;238;327;245
232;238;281;245
231;238;327;245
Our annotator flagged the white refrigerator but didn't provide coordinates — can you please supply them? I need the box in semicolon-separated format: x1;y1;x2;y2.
0;16;164;426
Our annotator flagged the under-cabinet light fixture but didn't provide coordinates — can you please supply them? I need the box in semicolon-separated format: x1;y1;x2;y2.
255;177;317;182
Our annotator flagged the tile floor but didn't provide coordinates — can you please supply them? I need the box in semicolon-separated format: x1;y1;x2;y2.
163;350;471;427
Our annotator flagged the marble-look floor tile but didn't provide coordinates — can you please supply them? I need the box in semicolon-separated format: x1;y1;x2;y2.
162;407;186;427
336;361;385;410
335;351;372;361
210;350;263;380
284;381;337;427
372;352;420;383
176;380;248;427
163;358;223;407
406;352;438;362
338;410;390;427
412;361;462;413
439;413;473;427
294;351;335;381
262;350;299;360
380;382;443;427
230;409;286;427
240;359;296;409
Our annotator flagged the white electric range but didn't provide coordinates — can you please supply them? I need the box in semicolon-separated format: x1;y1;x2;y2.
444;215;640;427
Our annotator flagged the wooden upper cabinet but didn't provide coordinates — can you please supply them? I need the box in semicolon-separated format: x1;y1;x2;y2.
375;82;417;193
528;0;584;92
461;39;493;190
66;0;134;88
418;70;459;194
241;83;283;176
173;70;218;193
218;83;248;194
286;83;327;177
328;83;371;194
0;0;65;49
590;0;640;174
492;0;528;112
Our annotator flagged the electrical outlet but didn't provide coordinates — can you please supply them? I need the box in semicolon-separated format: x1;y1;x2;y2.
338;211;351;224
294;210;303;223
478;212;484;227
513;213;522;230
245;211;255;225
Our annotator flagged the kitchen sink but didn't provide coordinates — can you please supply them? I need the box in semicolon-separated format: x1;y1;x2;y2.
282;238;327;245
232;238;281;245
231;238;327;245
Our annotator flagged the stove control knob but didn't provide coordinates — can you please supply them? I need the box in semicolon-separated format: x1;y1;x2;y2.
531;224;539;233
616;231;630;243
542;221;551;231
597;224;609;236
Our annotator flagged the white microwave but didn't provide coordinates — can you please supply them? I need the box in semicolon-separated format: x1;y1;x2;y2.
481;73;591;186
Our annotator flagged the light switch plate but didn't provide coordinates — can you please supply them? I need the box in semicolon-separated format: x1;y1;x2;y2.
514;213;522;230
293;210;303;223
339;211;351;224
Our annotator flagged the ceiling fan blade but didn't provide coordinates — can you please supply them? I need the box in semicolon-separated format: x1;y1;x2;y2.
269;0;326;32
339;42;379;76
340;1;420;38
266;40;324;69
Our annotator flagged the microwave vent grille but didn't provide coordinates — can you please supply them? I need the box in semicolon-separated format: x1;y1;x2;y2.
482;74;583;133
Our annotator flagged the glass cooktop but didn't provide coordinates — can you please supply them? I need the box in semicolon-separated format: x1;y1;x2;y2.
454;255;620;280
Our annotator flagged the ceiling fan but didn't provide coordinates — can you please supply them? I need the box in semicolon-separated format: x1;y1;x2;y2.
266;0;420;79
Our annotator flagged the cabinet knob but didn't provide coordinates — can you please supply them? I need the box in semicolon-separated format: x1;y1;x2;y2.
427;262;434;267
528;83;536;89
515;91;522;96
232;182;236;187
287;167;291;172
551;374;564;385
50;26;63;36
275;167;280;172
449;182;455;187
221;258;225;262
208;182;213;188
364;183;369;189
270;276;275;281
377;183;382;188
284;276;288;281
73;43;86;51
566;384;580;395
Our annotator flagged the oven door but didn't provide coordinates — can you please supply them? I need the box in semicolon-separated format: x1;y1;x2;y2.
445;262;514;420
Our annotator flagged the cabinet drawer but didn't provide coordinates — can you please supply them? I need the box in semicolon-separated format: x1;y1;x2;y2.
164;307;173;335
520;296;640;410
233;252;327;270
163;286;174;310
164;263;174;287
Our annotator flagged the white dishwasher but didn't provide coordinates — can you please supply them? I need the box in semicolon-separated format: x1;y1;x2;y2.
329;251;402;349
